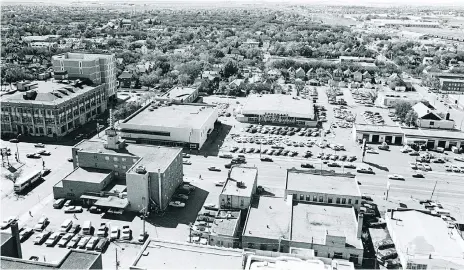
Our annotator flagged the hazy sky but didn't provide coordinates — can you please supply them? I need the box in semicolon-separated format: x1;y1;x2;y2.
6;0;464;6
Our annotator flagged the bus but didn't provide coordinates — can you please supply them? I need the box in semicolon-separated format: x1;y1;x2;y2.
14;170;42;193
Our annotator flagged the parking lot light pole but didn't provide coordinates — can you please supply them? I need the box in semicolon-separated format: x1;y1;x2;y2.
14;134;21;163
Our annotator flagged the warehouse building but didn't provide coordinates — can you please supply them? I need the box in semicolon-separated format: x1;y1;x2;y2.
439;78;464;94
285;169;362;211
376;91;423;108
219;166;258;210
237;94;317;127
242;196;364;265
0;79;107;138
353;124;404;145
54;125;183;212
120;101;218;150
412;102;454;129
161;86;199;103
385;209;464;269
52;53;117;100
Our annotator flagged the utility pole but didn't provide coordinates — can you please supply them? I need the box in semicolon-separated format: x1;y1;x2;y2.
115;248;119;270
430;180;438;200
189;223;192;243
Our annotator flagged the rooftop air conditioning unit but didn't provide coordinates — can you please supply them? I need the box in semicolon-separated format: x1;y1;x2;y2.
135;165;147;174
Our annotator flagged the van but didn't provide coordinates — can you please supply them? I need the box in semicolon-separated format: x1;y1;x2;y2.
82;221;92;235
60;219;73;234
53;199;66;209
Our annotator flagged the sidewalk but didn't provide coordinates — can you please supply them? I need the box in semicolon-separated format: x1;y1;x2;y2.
17;193;54;226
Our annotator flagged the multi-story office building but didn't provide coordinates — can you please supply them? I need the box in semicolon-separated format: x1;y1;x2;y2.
52;53;117;100
0;80;107;138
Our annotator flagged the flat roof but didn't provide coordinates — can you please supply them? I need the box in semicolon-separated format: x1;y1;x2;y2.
1;81;101;105
53;52;112;60
379;91;424;99
355;124;404;135
387;209;464;268
222;166;257;198
132;239;243;269
241;94;315;119
210;217;239;237
403;128;464;140
1;250;100;269
291;203;362;249
286;170;361;197
75;140;181;172
94;196;129;209
122;102;216;129
63;167;112;184
243;196;292;240
164;87;196;100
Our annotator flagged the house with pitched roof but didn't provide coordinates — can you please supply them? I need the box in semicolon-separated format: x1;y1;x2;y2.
412;102;454;129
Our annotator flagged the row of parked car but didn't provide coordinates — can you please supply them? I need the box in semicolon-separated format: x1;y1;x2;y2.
363;110;385;125
169;183;196;208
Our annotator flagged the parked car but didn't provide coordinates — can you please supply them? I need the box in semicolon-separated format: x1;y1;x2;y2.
301;163;314;169
432;158;445;163
26;153;41;159
409;151;420;156
182;153;190;158
388;174;405;180
137;231;149;243
173;194;188;201
58;233;74;247
67;235;81;249
97;223;108;237
33;231;51;245
34;143;45;148
344;164;356;169
19;227;34;242
45;232;61;247
95;238;109;252
182;160;192;165
89;206;102;214
357;168;375;174
121;226;132;240
1;216;18;230
69;224;80;234
34;216;49;232
78;236;91;249
328;162;340;167
169;201;186;208
260;157;273;162
110;227;120;241
37;150;51;155
86;237;99;250
215;181;225;186
208;167;221;172
412;173;424;178
64;206;83;213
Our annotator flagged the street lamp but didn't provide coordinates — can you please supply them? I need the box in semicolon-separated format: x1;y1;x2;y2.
9;134;21;163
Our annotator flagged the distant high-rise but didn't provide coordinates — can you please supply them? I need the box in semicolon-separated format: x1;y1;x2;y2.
52;53;117;100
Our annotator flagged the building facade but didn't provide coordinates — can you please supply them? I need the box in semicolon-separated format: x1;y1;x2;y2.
52;53;117;100
219;166;258;210
439;78;464;94
1;80;107;138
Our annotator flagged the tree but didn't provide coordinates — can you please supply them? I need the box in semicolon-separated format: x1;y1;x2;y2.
223;60;239;78
394;101;413;122
178;74;191;86
139;73;159;91
405;110;418;127
366;89;378;104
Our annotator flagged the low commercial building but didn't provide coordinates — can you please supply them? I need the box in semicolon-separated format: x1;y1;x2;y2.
1;222;102;269
244;253;355;270
371;19;440;28
62;128;183;212
120;101;218;150
353;124;404;145
412;102;454;129
439;78;464;94
403;128;464;151
242;196;364;265
376;91;423;107
130;239;244;269
209;210;241;249
285;169;362;211
161;86;199;103
219;166;258;210
237;94;317;127
0;80;107;138
385;209;464;269
53;167;113;200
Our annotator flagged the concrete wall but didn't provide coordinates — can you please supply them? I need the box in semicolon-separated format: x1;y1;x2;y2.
219;194;252;210
74;151;140;179
53;172;113;200
286;190;362;211
209;215;241;248
126;170;150;212
289;241;363;265
417;119;454;129
242;236;286;253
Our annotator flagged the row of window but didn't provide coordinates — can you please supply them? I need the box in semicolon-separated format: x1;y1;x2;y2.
293;193;359;205
103;156;138;163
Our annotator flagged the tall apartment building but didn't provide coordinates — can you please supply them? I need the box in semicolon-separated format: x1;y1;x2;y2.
52;53;117;100
1;80;107;138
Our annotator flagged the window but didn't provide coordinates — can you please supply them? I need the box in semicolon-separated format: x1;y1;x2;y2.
306;195;310;201
248;243;254;248
122;165;126;169
133;159;137;163
260;244;267;250
328;197;333;203
348;199;352;204
113;157;118;161
122;158;126;162
115;172;119;176
105;156;109;160
314;251;318;256
342;198;346;204
349;254;359;263
430;121;434;126
355;200;359;204
336;198;340;204
292;194;296;200
313;195;317;202
240;199;244;207
300;194;304;200
333;252;343;259
114;165;119;168
319;196;323;202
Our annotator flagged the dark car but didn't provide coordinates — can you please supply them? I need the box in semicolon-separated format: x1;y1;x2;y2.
208;167;221;172
224;163;232;169
69;224;81;234
301;163;314;169
89;206;103;214
412;173;424;178
260;157;273;162
95;238;109;252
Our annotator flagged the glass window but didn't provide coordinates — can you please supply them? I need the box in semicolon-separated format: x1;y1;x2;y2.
133;159;137;163
122;158;126;161
342;198;346;204
113;157;118;161
122;165;127;169
348;199;352;204
300;194;304;200
328;197;333;203
306;195;310;201
336;198;340;204
105;156;109;160
114;164;119;168
313;195;317;202
355;200;359;204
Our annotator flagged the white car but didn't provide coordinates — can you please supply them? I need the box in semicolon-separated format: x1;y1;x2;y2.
1;216;18;229
169;201;185;208
215;181;225;186
183;160;192;165
37;150;51;155
34;216;49;232
110;227;120;240
409;162;417;170
121;226;131;240
423;164;432;171
400;147;411;153
455;157;464;162
388;174;405;180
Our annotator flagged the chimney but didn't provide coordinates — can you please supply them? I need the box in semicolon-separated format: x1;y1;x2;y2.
10;221;22;258
357;213;364;239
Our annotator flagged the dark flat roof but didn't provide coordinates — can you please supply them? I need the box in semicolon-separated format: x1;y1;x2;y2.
1;250;100;269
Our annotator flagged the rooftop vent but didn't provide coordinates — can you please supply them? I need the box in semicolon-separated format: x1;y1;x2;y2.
135;165;147;174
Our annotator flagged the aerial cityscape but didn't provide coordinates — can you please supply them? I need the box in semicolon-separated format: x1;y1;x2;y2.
1;1;464;269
